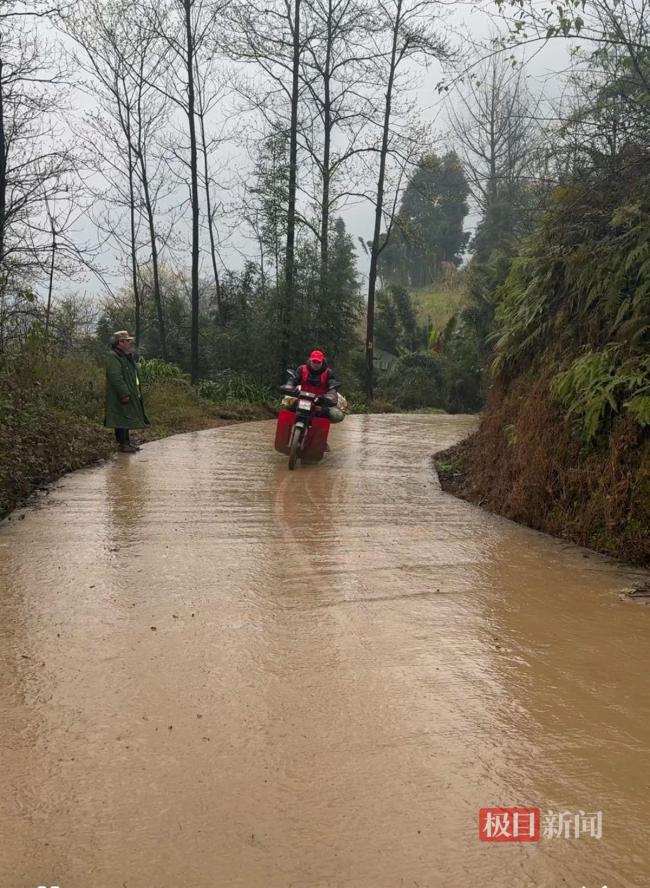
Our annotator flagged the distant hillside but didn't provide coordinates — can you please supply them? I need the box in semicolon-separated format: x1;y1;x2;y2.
410;268;468;333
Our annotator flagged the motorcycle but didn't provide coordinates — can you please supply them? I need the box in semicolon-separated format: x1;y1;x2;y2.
274;376;332;470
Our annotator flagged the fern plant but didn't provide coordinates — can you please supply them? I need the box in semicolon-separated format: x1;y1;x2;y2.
553;347;650;441
490;171;650;439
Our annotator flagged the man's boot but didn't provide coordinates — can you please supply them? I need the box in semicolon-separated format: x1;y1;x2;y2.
118;442;138;453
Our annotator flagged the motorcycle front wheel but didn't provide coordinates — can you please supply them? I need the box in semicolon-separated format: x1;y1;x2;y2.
288;423;303;470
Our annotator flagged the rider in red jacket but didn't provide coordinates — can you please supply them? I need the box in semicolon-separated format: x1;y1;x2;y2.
285;349;344;423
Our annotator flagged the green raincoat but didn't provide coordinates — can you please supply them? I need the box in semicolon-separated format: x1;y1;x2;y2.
104;347;150;429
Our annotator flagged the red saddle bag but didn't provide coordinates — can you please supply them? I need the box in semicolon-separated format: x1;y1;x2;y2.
274;409;330;462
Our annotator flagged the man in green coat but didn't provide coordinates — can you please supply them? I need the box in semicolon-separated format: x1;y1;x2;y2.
104;331;150;453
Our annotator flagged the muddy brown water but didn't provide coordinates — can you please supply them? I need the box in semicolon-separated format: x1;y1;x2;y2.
1;415;649;888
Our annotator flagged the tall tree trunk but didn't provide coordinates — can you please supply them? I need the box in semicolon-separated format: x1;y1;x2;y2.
282;0;301;375
319;0;333;309
199;106;224;324
366;0;402;400
488;64;498;209
0;56;6;352
184;0;201;382
0;56;6;276
134;67;166;358
44;210;55;348
126;137;142;350
259;239;267;299
139;160;166;358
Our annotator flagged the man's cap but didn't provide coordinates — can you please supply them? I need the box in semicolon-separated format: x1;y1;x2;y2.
112;330;134;343
309;349;325;363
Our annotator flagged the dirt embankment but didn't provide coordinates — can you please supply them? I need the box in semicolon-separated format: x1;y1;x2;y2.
434;374;650;565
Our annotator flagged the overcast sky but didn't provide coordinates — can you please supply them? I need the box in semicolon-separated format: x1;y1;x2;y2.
47;1;573;303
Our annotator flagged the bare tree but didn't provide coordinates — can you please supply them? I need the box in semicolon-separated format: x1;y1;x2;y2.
492;0;649;169
283;0;302;373
300;0;377;309
81;101;146;344
497;0;649;93
448;55;543;259
143;0;228;380
63;0;171;355
43;184;85;346
0;1;75;348
195;54;228;325
549;10;650;180
227;0;311;371
133;46;170;358
364;0;447;398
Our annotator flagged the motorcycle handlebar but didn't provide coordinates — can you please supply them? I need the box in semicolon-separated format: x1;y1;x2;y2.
280;385;337;407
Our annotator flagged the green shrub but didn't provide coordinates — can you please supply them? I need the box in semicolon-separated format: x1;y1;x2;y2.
0;351;113;516
378;352;448;410
197;370;275;404
138;358;187;383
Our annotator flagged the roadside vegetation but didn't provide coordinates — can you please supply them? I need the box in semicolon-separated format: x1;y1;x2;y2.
434;0;650;564
0;347;274;519
436;165;650;563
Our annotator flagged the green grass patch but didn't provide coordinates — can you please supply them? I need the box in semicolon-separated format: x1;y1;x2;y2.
433;451;466;475
410;284;468;332
0;352;273;518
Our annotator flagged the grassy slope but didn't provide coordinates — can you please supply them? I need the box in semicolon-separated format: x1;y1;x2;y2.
143;379;272;439
0;354;273;519
410;282;468;332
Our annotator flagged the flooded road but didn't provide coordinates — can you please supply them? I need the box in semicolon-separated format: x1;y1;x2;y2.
1;414;649;888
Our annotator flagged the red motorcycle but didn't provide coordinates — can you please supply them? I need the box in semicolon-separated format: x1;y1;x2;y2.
274;381;332;470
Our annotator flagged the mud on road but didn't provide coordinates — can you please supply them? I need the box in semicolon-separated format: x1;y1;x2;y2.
1;415;649;888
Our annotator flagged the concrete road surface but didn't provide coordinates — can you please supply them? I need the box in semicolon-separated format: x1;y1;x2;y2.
1;415;649;888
